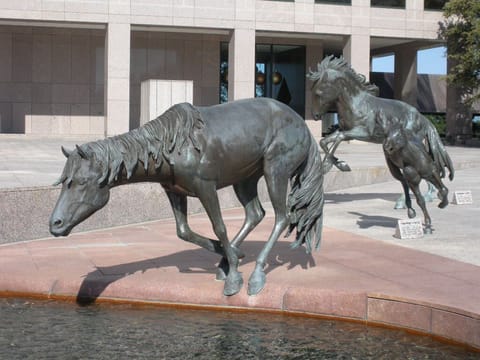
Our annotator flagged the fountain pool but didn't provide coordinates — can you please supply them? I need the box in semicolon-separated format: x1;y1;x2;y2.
1;298;477;359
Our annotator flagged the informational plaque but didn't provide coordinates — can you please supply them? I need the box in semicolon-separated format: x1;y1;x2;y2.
395;218;424;239
452;190;473;205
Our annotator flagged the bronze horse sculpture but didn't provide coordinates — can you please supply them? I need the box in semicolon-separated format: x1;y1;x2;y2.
383;125;450;233
49;98;325;296
307;56;454;232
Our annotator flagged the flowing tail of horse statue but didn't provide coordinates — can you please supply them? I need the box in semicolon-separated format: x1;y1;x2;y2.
424;118;455;181
286;136;325;254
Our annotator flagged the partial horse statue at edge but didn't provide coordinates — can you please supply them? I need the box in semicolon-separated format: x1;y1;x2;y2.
307;55;454;232
49;97;325;297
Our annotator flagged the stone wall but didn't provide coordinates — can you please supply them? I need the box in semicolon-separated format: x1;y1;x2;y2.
0;168;395;245
0;26;105;135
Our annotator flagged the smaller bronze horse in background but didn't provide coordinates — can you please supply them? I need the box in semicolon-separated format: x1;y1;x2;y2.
383;125;449;233
307;56;454;230
307;55;454;181
49;98;325;296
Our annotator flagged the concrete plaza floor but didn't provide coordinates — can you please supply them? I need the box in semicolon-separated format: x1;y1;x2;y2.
0;134;479;349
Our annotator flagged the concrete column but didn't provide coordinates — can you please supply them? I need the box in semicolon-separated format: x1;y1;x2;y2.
305;41;323;123
343;33;370;81
394;45;418;107
104;22;130;136
228;28;255;101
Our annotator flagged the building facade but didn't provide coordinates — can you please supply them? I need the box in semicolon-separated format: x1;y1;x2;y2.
0;0;447;137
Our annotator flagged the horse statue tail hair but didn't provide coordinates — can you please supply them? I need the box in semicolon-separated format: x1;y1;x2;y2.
423;118;455;181
286;135;325;254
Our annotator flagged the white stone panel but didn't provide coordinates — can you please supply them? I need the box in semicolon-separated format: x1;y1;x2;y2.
140;79;193;125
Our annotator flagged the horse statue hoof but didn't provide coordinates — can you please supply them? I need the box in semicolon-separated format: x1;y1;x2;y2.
223;272;243;296
335;161;351;172
438;200;448;209
407;208;416;219
247;268;266;296
438;191;449;209
424;226;433;235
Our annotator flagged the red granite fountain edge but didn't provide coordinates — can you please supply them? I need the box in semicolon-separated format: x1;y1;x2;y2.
1;285;479;351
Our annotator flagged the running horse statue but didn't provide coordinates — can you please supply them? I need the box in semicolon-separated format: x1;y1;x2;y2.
383;124;450;233
307;56;454;232
49;98;325;296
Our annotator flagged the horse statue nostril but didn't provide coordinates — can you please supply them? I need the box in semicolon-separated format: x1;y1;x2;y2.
53;219;63;227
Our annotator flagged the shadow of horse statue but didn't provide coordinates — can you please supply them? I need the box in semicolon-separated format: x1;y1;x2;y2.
76;241;316;305
348;211;398;230
50;98;324;297
307;56;454;232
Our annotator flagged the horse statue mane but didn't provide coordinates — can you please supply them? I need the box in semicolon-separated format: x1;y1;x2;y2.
307;55;379;96
57;102;205;186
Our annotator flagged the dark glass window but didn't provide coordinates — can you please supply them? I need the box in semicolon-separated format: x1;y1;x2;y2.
255;44;306;117
219;43;306;117
220;43;228;104
424;0;447;11
315;0;351;4
371;0;405;8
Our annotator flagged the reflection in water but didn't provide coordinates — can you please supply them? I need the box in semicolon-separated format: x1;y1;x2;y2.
0;298;477;359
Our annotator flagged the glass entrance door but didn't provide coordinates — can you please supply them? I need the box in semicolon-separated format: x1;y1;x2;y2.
255;44;306;117
219;43;306;118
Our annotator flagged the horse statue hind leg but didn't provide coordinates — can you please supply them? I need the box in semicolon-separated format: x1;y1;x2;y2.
421;164;449;210
248;137;324;296
403;167;434;234
247;167;291;295
216;175;265;281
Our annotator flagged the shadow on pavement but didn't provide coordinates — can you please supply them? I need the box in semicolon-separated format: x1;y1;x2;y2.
325;192;399;203
76;240;315;305
348;211;398;229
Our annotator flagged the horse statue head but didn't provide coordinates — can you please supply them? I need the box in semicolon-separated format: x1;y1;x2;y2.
49;145;111;237
383;125;409;157
307;55;379;119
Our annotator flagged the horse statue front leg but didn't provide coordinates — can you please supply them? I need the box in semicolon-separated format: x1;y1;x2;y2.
166;191;245;260
196;184;244;296
319;130;351;173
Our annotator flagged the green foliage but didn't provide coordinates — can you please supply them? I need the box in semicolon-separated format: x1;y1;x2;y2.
425;113;447;137
438;0;480;106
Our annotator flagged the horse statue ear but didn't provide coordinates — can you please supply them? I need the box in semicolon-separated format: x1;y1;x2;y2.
61;146;72;158
76;145;89;160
